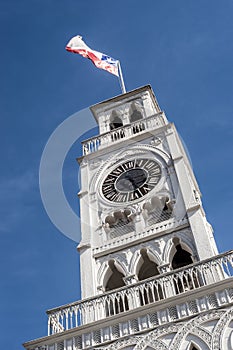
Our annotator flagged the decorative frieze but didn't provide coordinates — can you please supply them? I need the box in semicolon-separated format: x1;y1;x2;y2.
93;217;188;257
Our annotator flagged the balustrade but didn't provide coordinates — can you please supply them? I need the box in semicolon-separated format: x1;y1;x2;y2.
47;250;233;335
82;112;166;155
95;217;187;256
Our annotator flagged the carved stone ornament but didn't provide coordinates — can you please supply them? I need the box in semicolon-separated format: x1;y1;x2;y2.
150;137;162;146
98;307;233;350
98;336;141;350
89;158;104;170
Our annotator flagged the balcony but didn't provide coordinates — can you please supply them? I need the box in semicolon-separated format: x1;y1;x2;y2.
81;112;167;156
47;250;233;336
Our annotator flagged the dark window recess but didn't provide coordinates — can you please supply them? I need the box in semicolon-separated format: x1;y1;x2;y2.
105;261;129;316
105;260;125;291
138;250;159;281
137;250;163;305
110;116;123;130
172;244;193;269
130;110;143;122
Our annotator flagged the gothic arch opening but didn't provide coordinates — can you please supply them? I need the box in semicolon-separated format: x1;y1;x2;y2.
105;260;126;291
109;111;125;141
129;102;143;122
138;249;160;281
171;239;200;293
130;108;143;123
109;111;123;130
171;243;193;270
105;260;129;316
137;249;163;305
129;102;145;134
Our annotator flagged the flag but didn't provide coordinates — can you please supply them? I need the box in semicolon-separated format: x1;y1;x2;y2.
66;35;119;76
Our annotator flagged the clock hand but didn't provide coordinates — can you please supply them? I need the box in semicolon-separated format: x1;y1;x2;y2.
128;175;137;190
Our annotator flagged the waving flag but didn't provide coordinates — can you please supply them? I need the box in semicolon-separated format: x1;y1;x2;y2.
66;35;119;76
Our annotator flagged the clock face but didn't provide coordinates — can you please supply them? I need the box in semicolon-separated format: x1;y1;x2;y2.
102;158;162;202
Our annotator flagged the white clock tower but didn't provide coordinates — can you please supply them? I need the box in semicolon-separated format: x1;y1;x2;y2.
24;86;233;350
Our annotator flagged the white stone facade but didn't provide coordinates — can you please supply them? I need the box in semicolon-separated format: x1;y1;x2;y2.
78;86;218;299
98;306;233;350
23;86;233;350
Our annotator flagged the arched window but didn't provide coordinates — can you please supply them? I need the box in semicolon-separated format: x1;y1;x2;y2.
129;102;145;134
105;260;129;316
172;243;193;269
137;249;163;305
109;111;123;130
138;249;159;281
144;196;173;226
171;240;201;293
105;260;125;291
109;111;125;141
129;102;143;123
130;109;143;123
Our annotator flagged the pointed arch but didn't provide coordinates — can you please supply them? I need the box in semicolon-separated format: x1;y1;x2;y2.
171;321;212;350
129;102;143;123
133;248;163;306
102;259;130;317
182;334;211;350
137;248;160;281
163;235;195;266
105;259;126;291
109;110;123;130
103;209;134;239
171;242;193;270
165;237;202;294
130;246;162;278
97;258;127;290
143;195;174;226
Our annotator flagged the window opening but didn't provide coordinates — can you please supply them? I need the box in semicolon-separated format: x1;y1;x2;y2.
138;250;162;305
105;260;129;316
105;260;125;291
110;116;123;130
171;243;200;293
129;103;145;134
138;250;159;281
172;244;193;269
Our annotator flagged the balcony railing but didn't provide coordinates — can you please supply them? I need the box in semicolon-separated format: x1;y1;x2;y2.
47;250;233;335
82;112;167;155
94;217;188;256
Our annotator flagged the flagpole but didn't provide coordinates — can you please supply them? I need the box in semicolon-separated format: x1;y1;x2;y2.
117;61;126;94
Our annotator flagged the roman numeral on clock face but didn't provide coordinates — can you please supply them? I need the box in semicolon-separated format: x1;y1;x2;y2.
111;166;124;177
121;160;135;171
148;176;160;185
114;193;128;202
104;189;117;200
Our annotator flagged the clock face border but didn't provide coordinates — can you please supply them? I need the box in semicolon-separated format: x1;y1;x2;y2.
101;158;162;203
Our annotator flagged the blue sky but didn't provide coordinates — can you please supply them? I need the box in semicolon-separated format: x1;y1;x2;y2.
1;0;233;348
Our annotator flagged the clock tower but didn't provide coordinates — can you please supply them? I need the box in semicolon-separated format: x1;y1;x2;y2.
24;86;233;350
